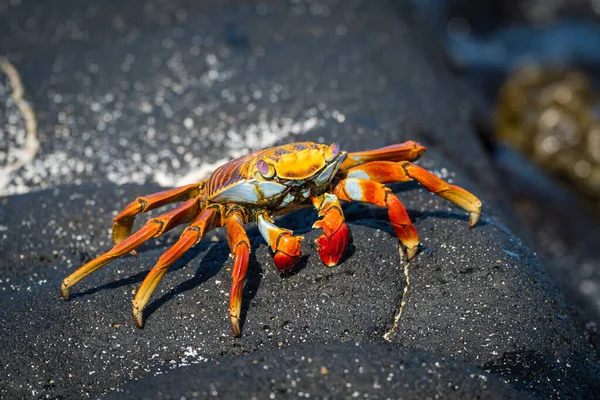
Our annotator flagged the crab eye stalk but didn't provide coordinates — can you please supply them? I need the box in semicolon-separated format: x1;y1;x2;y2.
325;143;340;162
257;159;275;178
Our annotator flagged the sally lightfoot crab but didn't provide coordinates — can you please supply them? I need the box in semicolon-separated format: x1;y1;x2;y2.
61;141;482;336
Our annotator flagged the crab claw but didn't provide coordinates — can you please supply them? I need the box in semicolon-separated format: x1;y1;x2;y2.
315;223;349;267
273;233;303;273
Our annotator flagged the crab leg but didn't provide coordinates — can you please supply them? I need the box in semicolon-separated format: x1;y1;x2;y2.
334;179;420;260
311;193;349;267
340;141;426;171
61;197;202;300
132;207;220;328
226;211;251;337
342;161;482;228
112;183;202;245
257;213;303;273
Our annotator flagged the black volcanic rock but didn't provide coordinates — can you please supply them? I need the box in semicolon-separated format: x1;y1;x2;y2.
0;0;598;399
108;342;525;400
1;174;598;398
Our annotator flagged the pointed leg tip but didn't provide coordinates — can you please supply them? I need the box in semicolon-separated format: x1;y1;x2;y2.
60;283;71;300
231;317;241;337
133;312;144;329
469;211;481;229
132;304;144;328
406;246;418;261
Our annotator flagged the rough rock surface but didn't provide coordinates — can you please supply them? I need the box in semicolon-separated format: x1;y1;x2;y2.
1;0;599;399
108;343;524;399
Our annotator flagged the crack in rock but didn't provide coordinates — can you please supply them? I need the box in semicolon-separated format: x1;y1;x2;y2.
384;249;410;341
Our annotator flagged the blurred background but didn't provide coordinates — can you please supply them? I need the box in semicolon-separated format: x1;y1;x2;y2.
1;0;599;354
410;0;600;353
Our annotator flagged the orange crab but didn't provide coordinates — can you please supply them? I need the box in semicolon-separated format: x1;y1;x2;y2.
61;141;481;336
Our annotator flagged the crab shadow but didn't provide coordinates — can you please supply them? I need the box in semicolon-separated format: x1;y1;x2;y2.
70;239;217;301
341;181;488;232
142;241;231;324
142;232;269;330
348;206;484;230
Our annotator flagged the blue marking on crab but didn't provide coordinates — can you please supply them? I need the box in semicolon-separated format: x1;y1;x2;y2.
314;153;347;186
210;181;288;204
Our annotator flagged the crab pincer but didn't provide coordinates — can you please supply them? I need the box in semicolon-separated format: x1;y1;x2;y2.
312;193;349;267
257;214;303;273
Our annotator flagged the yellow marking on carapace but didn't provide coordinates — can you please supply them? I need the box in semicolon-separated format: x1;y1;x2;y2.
271;147;326;180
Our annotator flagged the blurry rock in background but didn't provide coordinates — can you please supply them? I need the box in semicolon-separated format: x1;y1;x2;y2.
411;0;600;98
410;0;600;354
497;66;600;204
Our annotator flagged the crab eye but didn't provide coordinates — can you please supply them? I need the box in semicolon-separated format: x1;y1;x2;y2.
257;159;275;178
326;143;340;162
